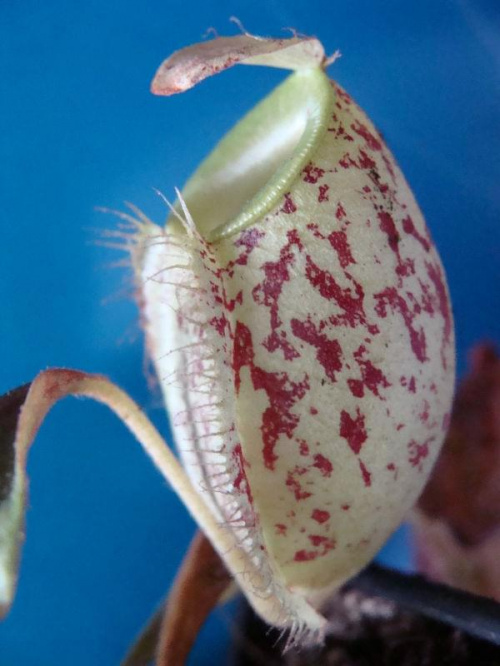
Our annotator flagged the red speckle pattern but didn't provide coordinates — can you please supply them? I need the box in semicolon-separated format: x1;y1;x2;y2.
351;120;382;151
298;438;310;456
375;287;428;363
233;321;309;470
402;215;431;252
286;466;313;501
294;535;336;562
318;183;329;202
305;255;379;335
281;192;297;214
328;231;356;268
313;453;333;477
253;230;302;360
140;77;455;595
233;443;254;505
339;407;367;455
426;261;453;370
312;509;330;524
290;317;342;381
302;162;325;184
408;438;433;471
358;460;372;487
348;345;390;399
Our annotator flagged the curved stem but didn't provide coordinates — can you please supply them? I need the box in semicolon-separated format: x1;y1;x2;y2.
3;368;324;634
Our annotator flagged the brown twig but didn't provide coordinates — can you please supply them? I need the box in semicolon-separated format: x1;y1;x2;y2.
155;530;232;666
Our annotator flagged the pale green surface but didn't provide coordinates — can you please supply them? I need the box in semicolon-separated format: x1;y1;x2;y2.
167;67;334;241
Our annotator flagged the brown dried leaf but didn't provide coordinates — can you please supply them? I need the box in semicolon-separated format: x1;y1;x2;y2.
415;343;500;596
412;513;500;600
155;530;232;666
151;33;325;96
418;344;500;545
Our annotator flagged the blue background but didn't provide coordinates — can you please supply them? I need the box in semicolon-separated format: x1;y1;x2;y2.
1;1;499;664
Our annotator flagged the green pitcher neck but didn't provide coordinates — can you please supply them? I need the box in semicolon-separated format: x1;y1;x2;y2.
167;67;334;242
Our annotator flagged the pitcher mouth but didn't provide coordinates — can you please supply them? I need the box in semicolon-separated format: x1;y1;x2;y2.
167;67;334;242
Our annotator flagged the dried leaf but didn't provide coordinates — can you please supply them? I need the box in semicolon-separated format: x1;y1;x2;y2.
415;344;500;597
412;514;500;600
151;34;325;96
418;344;500;545
155;530;232;666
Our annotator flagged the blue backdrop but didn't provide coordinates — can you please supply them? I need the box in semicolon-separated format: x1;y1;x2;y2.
1;1;499;664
